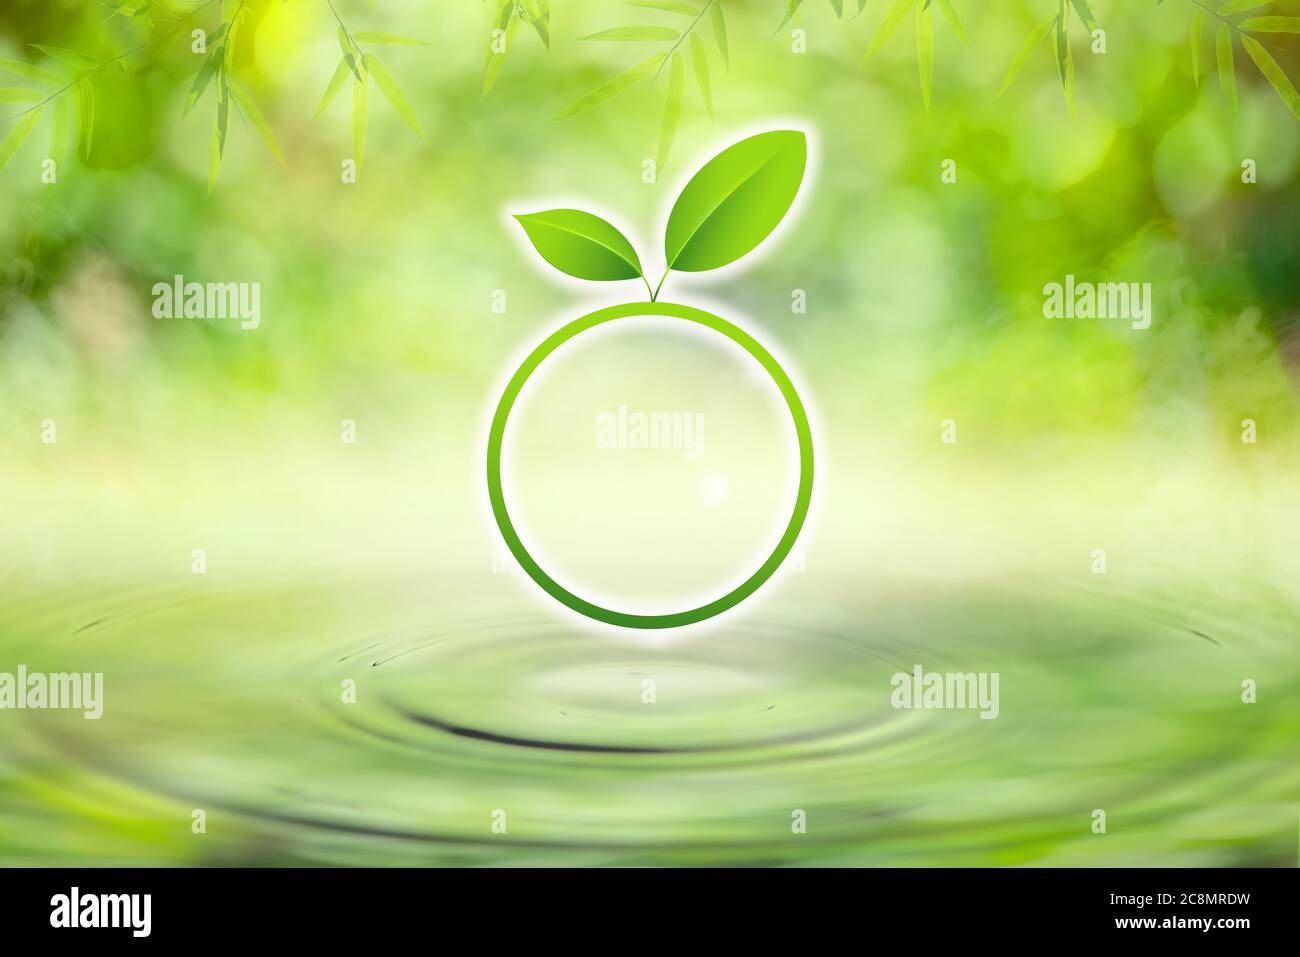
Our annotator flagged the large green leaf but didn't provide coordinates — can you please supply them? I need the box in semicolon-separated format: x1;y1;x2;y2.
0;106;43;172
514;209;644;281
663;129;806;273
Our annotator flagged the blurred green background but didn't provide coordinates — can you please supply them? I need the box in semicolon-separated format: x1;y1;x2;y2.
1;0;1298;866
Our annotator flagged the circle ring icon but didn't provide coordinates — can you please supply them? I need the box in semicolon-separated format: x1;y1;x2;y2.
486;300;814;629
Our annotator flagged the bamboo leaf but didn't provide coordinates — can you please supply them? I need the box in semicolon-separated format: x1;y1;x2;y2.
830;0;844;17
1217;24;1237;115
1000;14;1057;96
935;0;967;45
1069;0;1098;33
778;0;807;32
1238;17;1300;34
518;0;551;48
1241;34;1300;120
31;45;97;69
917;2;933;111
482;12;519;97
711;2;729;67
316;57;349;117
690;31;713;121
229;82;286;167
0;107;43;172
861;0;919;69
0;58;64;85
362;54;425;140
184;53;219;116
352;75;368;173
338;28;363;81
1054;4;1076;117
656;51;684;174
555;53;666;118
352;31;432;46
1191;7;1203;86
76;77;94;158
578;27;680;42
207;109;222;192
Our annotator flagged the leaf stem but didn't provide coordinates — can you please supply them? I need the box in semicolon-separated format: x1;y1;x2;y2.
641;275;655;301
651;269;669;302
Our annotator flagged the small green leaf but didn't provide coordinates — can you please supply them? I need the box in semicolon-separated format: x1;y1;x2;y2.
690;31;713;122
1217;24;1237;115
1191;8;1203;86
0;58;64;85
317;58;349;117
207;110;222;192
917;2;933;111
0;87;44;102
1238;17;1300;33
624;1;697;14
555;53;666;118
711;2;729;67
657;50;684;174
514;209;643;281
861;0;919;69
338;28;363;81
352;31;432;46
352;76;368;173
31;45;97;69
185;53;219;116
363;54;425;139
935;0;967;45
518;0;551;47
0;106;43;172
830;0;844;17
778;0;807;32
999;14;1056;96
483;11;519;97
1218;0;1270;15
229;82;285;166
1054;4;1076;117
578;27;680;42
664;129;807;273
1241;34;1300;120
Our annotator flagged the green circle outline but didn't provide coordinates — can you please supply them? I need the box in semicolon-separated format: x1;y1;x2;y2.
486;300;814;629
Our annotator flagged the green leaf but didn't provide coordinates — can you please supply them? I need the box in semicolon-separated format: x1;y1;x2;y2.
830;0;844;17
229;82;286;167
338;28;363;81
352;75;368;173
1054;4;1076;117
1241;34;1300;120
917;2;933;111
1218;0;1270;15
861;0;919;69
624;1;698;14
935;0;967;45
664;129;807;273
657;50;684;174
1191;8;1203;86
31;45;97;69
1069;0;1098;33
482;12;519;97
555;53;666;118
316;58;349;117
1217;24;1237;115
184;53;219;116
76;78;94;157
0;106;43;172
999;14;1056;96
578;27;680;42
690;31;713;121
0;87;44;102
711;2;729;67
518;0;551;47
0;58;64;85
352;31;432;46
362;54;424;139
1239;17;1300;33
778;0;807;32
514;209;643;281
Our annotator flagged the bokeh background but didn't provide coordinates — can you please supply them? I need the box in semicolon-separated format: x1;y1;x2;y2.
1;0;1298;865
